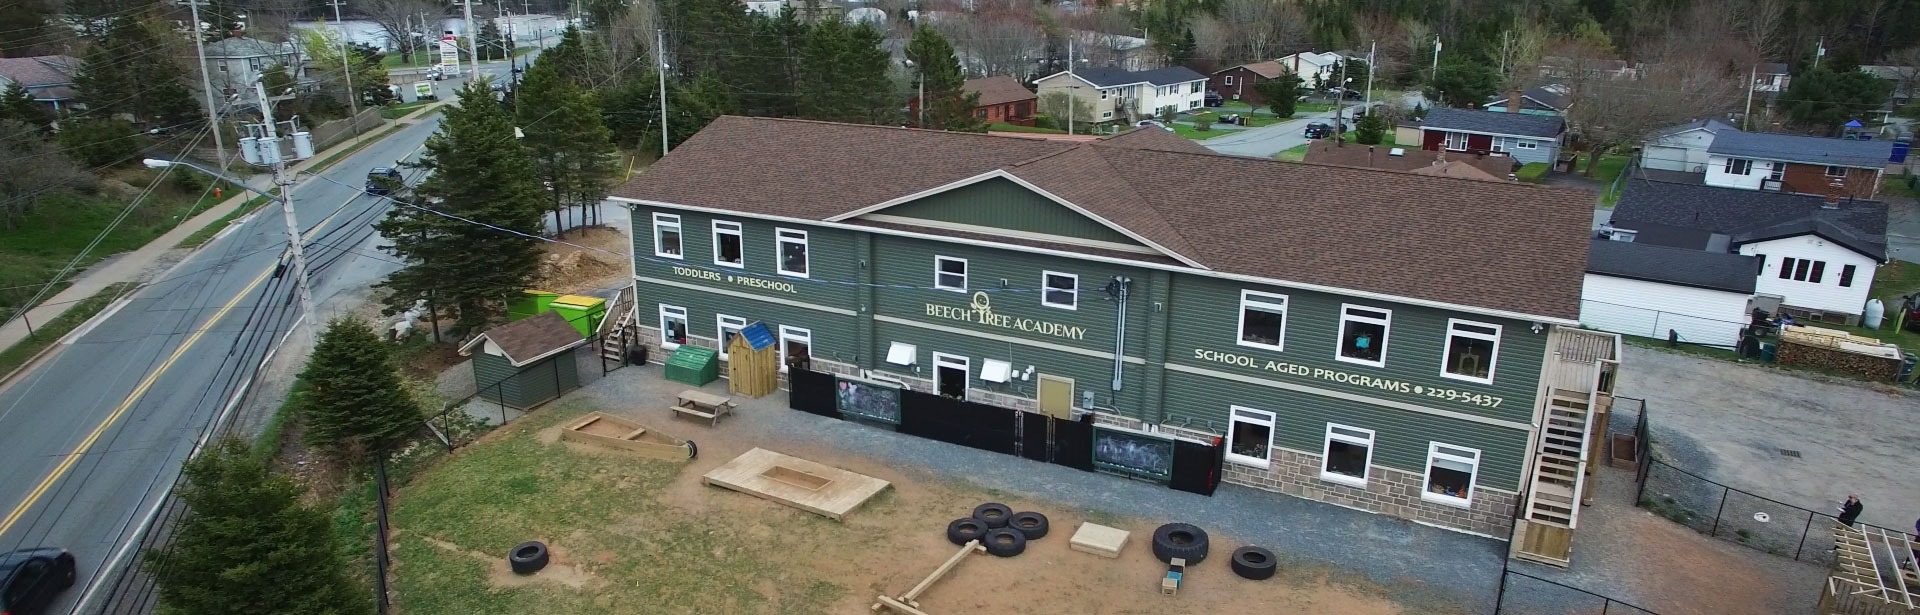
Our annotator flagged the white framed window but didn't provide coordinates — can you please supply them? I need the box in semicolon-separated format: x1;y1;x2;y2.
1490;138;1506;153
1422;443;1480;507
1236;290;1288;351
778;325;811;372
711;220;744;268
1190;81;1202;93
1724;158;1753;175
1825;165;1848;178
1100;89;1109;100
715;314;746;360
652;213;683;259
1102;110;1112;119
1444;132;1468;150
1225;406;1276;468
934;256;967;291
658;304;689;349
1223;75;1234;86
775;228;809;278
1042;271;1078;309
1335;304;1391;367
932;352;969;399
1441;319;1501;384
1320;423;1374;487
1768;161;1785;181
1515;141;1537;149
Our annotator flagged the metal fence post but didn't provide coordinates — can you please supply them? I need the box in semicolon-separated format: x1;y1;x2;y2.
1795;510;1815;561
1709;486;1730;536
374;451;392;614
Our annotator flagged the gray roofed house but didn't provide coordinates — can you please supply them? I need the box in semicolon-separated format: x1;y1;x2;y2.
1033;66;1211;125
199;36;304;95
1421;108;1564;138
1707;130;1893;169
1417;107;1566;166
1612;180;1887;242
1134;66;1207;86
1586;239;1759;293
1485;85;1572;115
0;55;80;112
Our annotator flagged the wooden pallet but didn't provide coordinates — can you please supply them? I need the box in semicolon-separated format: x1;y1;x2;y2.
702;448;890;521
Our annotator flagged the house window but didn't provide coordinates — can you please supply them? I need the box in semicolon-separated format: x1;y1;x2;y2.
1190;81;1201;93
779;325;811;372
1779;257;1796;279
1224;75;1234;86
933;352;969;399
1102;111;1112;119
1188;100;1200;109
1225;406;1276;468
1826;165;1848;178
1515;141;1537;149
934;256;967;291
1335;305;1391;367
658;304;688;348
1442;319;1500;384
1444;132;1467;150
1490;138;1506;153
1809;261;1825;283
652;213;683;258
1768;162;1784;181
1100;89;1109;100
716;314;746;360
1236;290;1288;351
1042;271;1077;309
712;220;743;268
1724;158;1753;175
1320;423;1374;487
1840;264;1857;287
776;228;808;278
1423;443;1480;506
1780;258;1823;282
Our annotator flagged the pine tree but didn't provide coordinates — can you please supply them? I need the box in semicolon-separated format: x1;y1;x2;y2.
74;13;198;126
905;25;983;132
299;317;421;453
145;438;370;615
0;82;51;129
518;58;618;237
376;83;547;333
735;9;810;118
798;20;896;125
1256;72;1303;118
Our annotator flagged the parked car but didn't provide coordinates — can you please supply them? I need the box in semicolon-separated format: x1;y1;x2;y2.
1134;120;1174;132
425;66;444;81
1;548;77;615
1303;122;1333;138
366;167;404;196
1203;91;1223;107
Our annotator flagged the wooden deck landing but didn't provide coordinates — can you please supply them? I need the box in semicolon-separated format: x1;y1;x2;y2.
702;448;891;521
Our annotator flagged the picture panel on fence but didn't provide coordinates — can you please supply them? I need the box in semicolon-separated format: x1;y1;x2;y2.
1092;426;1174;480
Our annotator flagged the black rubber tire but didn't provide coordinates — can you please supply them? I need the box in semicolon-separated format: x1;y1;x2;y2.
1151;523;1210;564
1008;511;1050;540
1230;546;1277;580
946;517;988;546
982;528;1028;557
508;541;550;574
971;503;1013;528
684;439;698;459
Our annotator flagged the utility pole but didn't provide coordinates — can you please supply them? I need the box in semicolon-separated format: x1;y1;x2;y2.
463;0;481;82
252;80;317;330
326;0;360;142
1431;35;1442;84
1814;37;1826;69
1743;65;1756;131
185;0;228;171
1067;38;1075;135
657;28;670;156
524;0;544;49
1363;40;1376;111
1335;58;1348;144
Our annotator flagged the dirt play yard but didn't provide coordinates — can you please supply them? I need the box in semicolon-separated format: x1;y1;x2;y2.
386;400;1416;615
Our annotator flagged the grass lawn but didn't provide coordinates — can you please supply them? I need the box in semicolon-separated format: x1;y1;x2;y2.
1516;162;1551;183
1184;109;1279;127
0;170;233;313
1168;123;1238;140
1828;260;1920;357
986;122;1065;134
0;282;129;377
380;101;432;120
1881;174;1917;199
302;123;410;176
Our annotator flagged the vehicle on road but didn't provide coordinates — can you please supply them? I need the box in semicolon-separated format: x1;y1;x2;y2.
1134;120;1174;132
1;548;77;615
425;66;444;80
1203;92;1223;107
1303;122;1333;138
366;167;404;196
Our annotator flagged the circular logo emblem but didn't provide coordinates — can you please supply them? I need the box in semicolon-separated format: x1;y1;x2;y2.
970;291;990;311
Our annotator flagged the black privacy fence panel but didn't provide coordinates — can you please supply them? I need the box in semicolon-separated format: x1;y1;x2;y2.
1020;412;1049;463
788;368;839;417
1052;417;1096;472
900;390;1018;455
1169;436;1225;496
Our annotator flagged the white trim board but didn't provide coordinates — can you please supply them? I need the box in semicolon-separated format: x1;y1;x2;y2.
1162;362;1533;432
858;214;1162;255
614;198;1581;327
874;314;1147;365
635;275;858;316
1421;126;1560;141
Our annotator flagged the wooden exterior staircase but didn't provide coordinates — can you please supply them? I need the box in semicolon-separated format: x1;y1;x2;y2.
598;286;637;372
1512;327;1618;567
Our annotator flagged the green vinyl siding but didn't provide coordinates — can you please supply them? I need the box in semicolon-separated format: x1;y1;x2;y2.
872;321;1146;416
631;205;861;309
474;352;576;408
862;177;1144;247
637;279;860;364
1163;370;1528;490
1164;274;1545;425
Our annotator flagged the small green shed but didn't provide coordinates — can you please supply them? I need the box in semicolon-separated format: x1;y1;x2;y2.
459;311;589;409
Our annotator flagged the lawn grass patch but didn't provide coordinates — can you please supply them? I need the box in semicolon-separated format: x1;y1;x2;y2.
380;101;432;120
175;192;275;249
1881;173;1918;199
1274;143;1310;161
1168;123;1235;140
1516;162;1551;183
0;170;230;313
1824;260;1920;358
986;122;1065;134
0;282;130;377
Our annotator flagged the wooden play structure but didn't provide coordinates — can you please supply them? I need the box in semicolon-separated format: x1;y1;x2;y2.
727;322;778;397
671;389;736;427
871;539;987;615
702;448;891;521
559;412;695;460
1817;522;1920;614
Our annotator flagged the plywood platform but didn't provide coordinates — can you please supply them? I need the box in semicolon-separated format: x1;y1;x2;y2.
702;448;890;521
1070;522;1130;559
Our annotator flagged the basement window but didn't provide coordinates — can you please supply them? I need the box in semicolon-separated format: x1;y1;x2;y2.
1225;406;1275;469
776;228;809;278
1423;443;1480;507
935;256;967;291
1441;319;1500;384
1236;290;1288;351
1335;305;1391;367
1320;423;1374;487
658;304;688;349
652;213;683;259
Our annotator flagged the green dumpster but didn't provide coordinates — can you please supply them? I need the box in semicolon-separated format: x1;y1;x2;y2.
550;294;607;338
507;290;559;322
664;346;719;386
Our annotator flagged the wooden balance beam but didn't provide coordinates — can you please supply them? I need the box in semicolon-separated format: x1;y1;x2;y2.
872;540;987;614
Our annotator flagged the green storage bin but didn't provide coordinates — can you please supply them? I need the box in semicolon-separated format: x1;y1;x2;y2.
550;294;607;338
507;290;559;322
664;346;719;386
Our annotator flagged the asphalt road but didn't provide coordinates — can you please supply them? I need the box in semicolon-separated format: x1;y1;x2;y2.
1200;92;1426;158
0;114;443;614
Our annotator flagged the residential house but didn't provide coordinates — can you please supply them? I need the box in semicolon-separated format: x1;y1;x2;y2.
1418;108;1564;166
1641;118;1738;173
1859;64;1918;107
1582;237;1759;347
1704;130;1893;198
745;0;786;14
1033;66;1206;124
1484;85;1572;116
1073;30;1152;71
0;55;80;113
1303;140;1514;179
1753;62;1791;94
908;76;1038;126
1273;51;1342;86
1539;56;1639;81
1602;180;1887;327
612;115;1613;540
202;35;303;96
1210;61;1291;105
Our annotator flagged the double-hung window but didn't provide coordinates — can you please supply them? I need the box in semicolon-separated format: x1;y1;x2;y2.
778;325;811;372
1042;271;1077;309
712;220;744;268
1235;290;1288;351
1724;158;1753;175
652;213;683;258
1490;138;1507;153
1441;319;1501;384
1335;305;1391;367
1779;257;1823;282
1840;264;1858;287
1190;81;1202;93
1826;165;1848;178
658;304;689;348
1443;132;1468;150
934;256;967;291
1224;75;1234;86
1320;423;1374;487
1423;443;1480;506
716;314;746;360
1768;162;1785;181
1225;406;1276;468
776;228;809;277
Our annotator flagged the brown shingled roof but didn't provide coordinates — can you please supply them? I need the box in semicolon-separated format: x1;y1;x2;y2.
611;116;1592;319
459;311;586;366
964;76;1037;107
1303;140;1514;179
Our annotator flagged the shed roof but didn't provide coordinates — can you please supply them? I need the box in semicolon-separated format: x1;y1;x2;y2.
1586;239;1759;293
458;311;587;367
1421;107;1564;138
1707;130;1893;168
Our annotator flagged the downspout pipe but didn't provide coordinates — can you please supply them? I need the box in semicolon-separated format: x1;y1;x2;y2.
1111;276;1130;392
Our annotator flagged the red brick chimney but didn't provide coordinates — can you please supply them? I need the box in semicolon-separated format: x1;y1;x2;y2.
1507;89;1523;113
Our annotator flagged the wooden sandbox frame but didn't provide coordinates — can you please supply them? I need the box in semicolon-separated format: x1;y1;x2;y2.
701;448;890;520
560;412;696;460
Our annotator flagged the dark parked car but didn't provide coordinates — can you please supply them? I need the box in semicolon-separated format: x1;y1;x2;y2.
365;167;403;196
1;548;77;615
1303;122;1333;138
1203;91;1223;107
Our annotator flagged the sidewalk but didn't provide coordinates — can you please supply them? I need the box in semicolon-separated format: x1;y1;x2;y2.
0;112;425;380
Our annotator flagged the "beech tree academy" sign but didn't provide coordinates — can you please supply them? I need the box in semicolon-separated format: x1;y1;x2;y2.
925;292;1088;341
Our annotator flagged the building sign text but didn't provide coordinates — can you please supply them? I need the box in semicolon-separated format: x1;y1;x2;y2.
672;266;797;294
1191;348;1503;408
926;292;1087;341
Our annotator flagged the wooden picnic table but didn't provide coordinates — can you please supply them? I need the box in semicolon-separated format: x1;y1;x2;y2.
672;389;735;427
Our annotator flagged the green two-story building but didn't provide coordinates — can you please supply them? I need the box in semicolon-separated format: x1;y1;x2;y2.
609;117;1610;538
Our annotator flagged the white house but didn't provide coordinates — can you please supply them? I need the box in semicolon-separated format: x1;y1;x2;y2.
1735;225;1884;321
1703;130;1893;198
1033;66;1206;124
1754;62;1791;93
1641;118;1736;173
1273;51;1343;86
745;0;785;14
1582;239;1756;347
